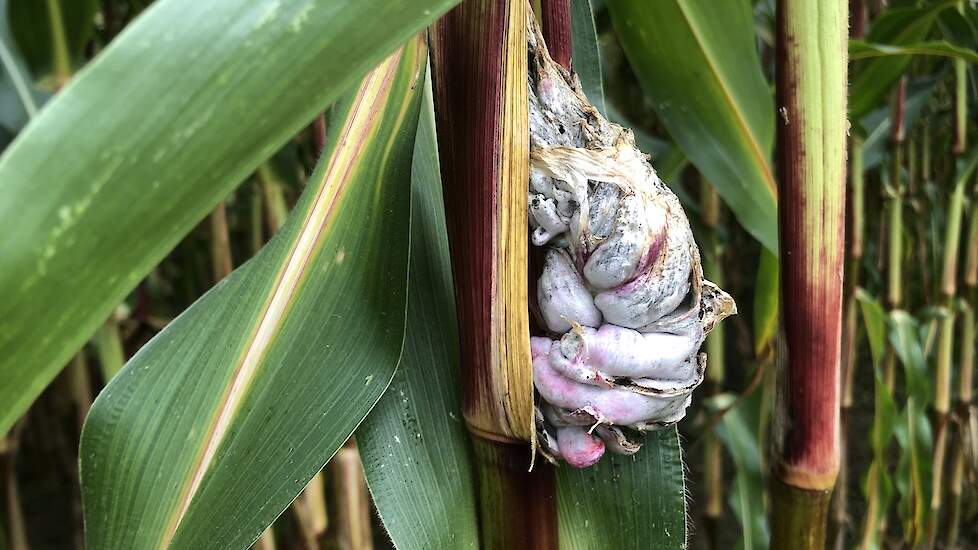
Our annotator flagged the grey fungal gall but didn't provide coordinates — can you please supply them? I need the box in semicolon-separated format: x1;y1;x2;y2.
526;18;736;467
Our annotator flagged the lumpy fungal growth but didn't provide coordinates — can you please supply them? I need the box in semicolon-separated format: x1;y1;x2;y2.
527;19;735;468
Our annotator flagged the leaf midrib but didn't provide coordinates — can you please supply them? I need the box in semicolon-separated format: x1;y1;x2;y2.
157;52;402;549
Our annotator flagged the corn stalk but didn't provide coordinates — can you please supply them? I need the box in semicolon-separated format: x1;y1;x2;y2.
946;173;977;546
701;179;726;548
927;18;972;539
771;1;848;548
429;1;552;546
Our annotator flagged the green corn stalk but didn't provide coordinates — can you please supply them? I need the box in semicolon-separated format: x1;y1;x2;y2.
700;179;726;547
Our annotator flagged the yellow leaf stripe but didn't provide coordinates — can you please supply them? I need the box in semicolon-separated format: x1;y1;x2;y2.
158;44;416;549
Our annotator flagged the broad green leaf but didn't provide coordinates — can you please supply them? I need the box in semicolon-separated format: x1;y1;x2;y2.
0;0;459;436
556;428;686;549
79;45;426;550
850;39;978;64
6;0;97;86
358;69;479;550
708;392;769;550
855;288;887;368
607;0;777;252
569;0;604;115
849;1;957;118
753;248;779;357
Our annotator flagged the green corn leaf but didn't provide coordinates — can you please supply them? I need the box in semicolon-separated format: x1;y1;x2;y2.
890;310;930;403
556;428;687;549
0;0;459;437
849;39;978;64
855;289;887;368
607;0;777;252
888;310;933;543
849;1;958;118
6;0;97;86
708;392;770;550
753;248;779;358
79;44;426;550
569;0;604;115
358;69;480;550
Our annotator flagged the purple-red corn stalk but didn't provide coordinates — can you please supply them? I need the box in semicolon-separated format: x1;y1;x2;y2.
771;1;848;548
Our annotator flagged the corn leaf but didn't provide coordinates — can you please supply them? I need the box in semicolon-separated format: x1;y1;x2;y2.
850;39;978;63
79;44;426;550
358;69;480;550
556;428;687;549
888;310;933;541
569;0;604;115
854;290;896;546
753;248;779;358
849;1;957;118
0;0;459;436
606;0;777;252
708;392;770;550
856;289;887;368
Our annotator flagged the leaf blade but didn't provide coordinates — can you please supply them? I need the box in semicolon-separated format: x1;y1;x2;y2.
0;0;460;436
607;0;777;252
80;43;426;550
849;39;978;63
556;428;687;549
358;67;479;550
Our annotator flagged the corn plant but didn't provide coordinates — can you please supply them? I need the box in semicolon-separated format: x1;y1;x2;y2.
2;0;978;549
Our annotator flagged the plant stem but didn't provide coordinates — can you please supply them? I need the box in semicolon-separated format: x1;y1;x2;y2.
540;0;571;70
66;353;92;433
256;164;289;235
952;2;967;155
944;161;978;550
93;313;125;381
771;2;848;547
861;81;905;547
700;179;725;547
926;63;971;544
431;2;554;545
250;185;264;256
209;202;234;283
293;472;327;547
884;80;906;394
471;437;557;549
45;0;72;87
327;442;372;550
252;529;276;550
0;429;27;550
836;134;865;550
